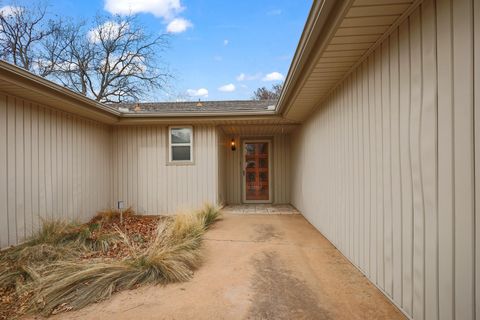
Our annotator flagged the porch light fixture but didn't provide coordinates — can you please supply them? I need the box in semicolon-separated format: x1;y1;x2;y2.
230;139;236;151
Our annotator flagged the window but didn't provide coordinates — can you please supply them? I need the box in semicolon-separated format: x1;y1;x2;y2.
169;126;193;162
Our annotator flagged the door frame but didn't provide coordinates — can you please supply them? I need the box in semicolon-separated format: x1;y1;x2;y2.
242;139;273;204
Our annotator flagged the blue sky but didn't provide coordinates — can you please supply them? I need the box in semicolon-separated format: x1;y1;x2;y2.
4;0;312;101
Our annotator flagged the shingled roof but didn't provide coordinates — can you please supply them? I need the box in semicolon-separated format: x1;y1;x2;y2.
112;99;278;114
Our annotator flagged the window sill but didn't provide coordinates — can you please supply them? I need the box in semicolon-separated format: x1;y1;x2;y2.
166;161;195;166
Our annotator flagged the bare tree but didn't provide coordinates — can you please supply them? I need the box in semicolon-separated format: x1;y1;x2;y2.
47;21;95;96
0;2;63;76
252;83;283;100
0;1;172;102
52;15;171;102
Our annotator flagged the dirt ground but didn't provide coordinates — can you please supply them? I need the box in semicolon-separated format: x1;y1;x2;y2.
39;213;405;320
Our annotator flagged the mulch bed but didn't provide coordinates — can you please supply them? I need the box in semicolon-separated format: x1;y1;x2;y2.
0;286;33;320
84;215;164;259
0;214;165;320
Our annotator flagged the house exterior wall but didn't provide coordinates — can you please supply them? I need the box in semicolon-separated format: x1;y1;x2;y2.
111;125;220;215
291;0;478;319
0;93;112;248
217;128;227;205
224;133;290;204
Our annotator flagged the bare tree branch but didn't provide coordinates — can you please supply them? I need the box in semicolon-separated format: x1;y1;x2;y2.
252;83;283;100
53;15;171;102
0;2;172;102
0;2;62;75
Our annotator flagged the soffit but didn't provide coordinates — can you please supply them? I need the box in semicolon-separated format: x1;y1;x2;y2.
282;0;420;121
220;124;298;136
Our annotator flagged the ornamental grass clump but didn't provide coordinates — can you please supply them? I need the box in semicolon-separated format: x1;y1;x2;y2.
0;218;124;318
0;219;103;289
196;203;223;229
29;204;222;315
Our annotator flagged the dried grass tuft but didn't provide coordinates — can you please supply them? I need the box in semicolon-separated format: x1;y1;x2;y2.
1;204;222;317
28;204;222;315
196;203;223;229
0;219;117;292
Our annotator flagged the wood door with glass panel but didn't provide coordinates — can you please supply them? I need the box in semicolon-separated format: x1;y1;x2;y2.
244;141;270;201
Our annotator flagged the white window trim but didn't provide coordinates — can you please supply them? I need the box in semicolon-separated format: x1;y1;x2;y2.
168;126;194;164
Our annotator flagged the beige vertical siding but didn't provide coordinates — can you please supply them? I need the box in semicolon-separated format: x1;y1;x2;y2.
111;125;220;214
224;135;241;204
224;133;290;204
217;128;227;205
0;93;112;248
475;0;480;317
291;0;477;319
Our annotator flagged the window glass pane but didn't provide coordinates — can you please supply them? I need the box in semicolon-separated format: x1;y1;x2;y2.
172;145;191;161
171;128;191;143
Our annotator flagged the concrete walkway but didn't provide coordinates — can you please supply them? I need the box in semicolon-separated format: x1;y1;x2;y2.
51;213;405;320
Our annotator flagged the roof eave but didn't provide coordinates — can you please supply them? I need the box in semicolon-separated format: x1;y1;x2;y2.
276;0;354;119
0;62;283;122
0;61;121;123
115;113;297;125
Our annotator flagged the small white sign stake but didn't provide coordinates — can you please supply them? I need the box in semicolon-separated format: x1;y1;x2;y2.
117;201;125;224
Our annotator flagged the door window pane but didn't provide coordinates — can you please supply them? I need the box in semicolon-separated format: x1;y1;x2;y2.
246;144;256;155
259;159;268;168
259;143;268;154
260;172;268;181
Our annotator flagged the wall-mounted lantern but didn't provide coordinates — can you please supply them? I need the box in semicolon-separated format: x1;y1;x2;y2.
230;139;236;151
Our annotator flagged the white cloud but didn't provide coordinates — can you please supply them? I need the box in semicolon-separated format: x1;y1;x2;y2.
166;18;192;33
104;0;183;19
88;21;125;43
218;83;235;92
0;5;22;16
223;39;229;46
236;72;261;81
186;88;208;97
236;73;246;81
104;0;192;35
267;9;282;16
262;71;284;81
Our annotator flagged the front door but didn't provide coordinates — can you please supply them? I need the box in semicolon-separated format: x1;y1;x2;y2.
243;141;271;203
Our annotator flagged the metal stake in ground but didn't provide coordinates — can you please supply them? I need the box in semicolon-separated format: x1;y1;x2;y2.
117;200;125;224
